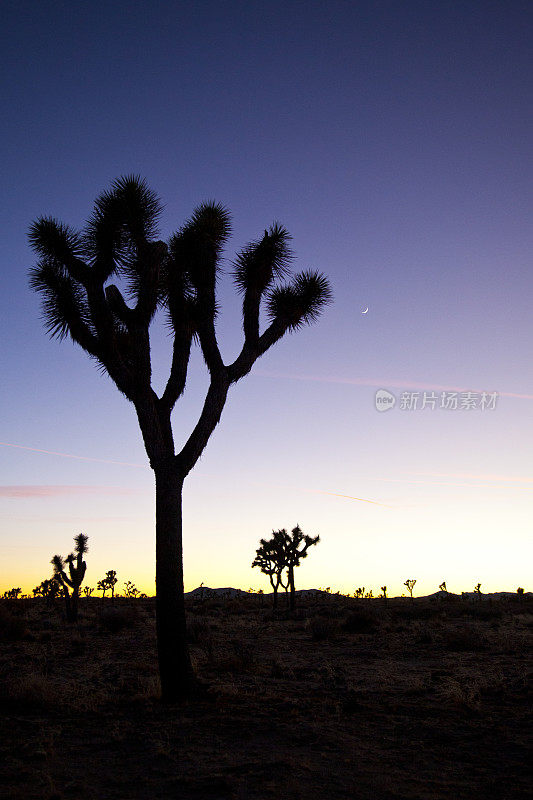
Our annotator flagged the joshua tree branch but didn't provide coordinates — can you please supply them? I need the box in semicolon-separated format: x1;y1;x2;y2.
160;331;193;410
176;374;230;476
227;317;287;383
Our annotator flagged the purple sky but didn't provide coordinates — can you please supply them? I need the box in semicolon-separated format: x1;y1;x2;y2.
1;1;531;595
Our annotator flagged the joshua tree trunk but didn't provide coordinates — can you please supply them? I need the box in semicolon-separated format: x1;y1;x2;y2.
70;589;79;622
154;466;195;701
62;587;74;623
288;564;296;611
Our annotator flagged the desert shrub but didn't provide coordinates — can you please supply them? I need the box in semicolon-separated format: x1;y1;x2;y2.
98;605;138;633
341;609;378;634
307;616;339;641
2;673;110;712
0;607;28;640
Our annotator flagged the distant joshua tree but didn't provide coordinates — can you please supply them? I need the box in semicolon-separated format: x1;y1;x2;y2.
354;587;365;599
29;176;331;701
51;533;88;622
380;586;387;599
404;579;416;598
83;586;94;597
282;526;320;610
364;589;374;599
124;580;140;598
474;582;482;595
97;570;118;600
439;581;448;593
253;525;319;611
252;531;286;608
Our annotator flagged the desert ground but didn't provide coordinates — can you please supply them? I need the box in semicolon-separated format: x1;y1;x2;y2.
0;591;531;800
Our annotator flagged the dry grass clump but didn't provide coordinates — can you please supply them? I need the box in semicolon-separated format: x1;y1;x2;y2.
1;672;110;713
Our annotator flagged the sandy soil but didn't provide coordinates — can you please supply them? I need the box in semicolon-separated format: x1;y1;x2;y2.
0;593;531;799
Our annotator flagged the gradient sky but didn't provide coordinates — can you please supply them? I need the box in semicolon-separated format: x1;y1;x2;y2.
1;1;531;597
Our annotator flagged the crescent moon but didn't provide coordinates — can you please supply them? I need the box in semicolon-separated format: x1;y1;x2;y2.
362;307;369;314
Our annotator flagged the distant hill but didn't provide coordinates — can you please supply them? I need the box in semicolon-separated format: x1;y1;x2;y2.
186;586;530;600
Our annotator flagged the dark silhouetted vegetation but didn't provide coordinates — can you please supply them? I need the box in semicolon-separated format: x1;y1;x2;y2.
253;525;319;610
33;577;61;602
124;580;140;598
97;570;117;599
51;533;88;622
2;587;22;599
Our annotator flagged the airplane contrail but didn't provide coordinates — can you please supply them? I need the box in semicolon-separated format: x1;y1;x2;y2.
0;441;390;508
253;369;533;400
0;441;148;469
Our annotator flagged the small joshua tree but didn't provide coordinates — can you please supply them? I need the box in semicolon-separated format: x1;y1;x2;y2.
124;580;140;598
51;533;88;622
83;586;94;597
404;578;416;598
253;525;319;611
281;525;320;611
380;586;387;599
252;532;286;609
364;589;373;599
97;570;118;600
473;582;482;596
439;581;448;593
354;587;365;599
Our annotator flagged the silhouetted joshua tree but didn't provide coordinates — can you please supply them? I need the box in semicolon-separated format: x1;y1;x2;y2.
29;176;331;701
33;577;61;601
97;570;117;600
124;580;140;598
404;578;416;598
262;525;319;611
252;532;287;608
51;533;88;622
473;582;482;595
83;586;94;597
285;525;319;610
439;581;448;593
